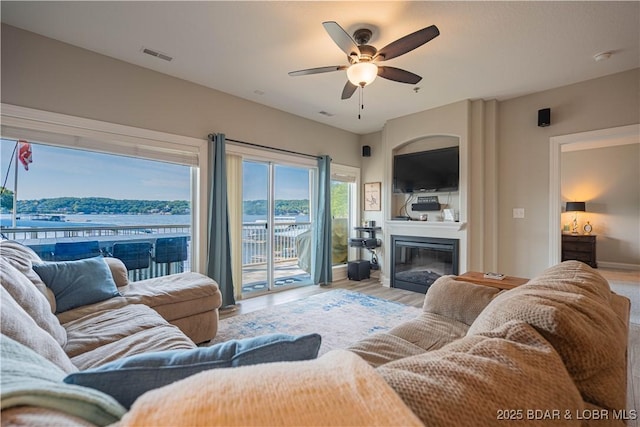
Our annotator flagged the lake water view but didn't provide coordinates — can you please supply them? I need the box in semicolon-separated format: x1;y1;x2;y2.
1;213;310;228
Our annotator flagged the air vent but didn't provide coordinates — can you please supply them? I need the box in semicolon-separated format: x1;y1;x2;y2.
142;47;173;62
318;111;334;117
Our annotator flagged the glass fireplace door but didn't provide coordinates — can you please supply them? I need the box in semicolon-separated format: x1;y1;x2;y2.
391;235;459;294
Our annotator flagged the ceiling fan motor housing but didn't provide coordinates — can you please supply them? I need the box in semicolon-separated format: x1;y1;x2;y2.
356;44;377;62
352;28;377;62
353;28;373;44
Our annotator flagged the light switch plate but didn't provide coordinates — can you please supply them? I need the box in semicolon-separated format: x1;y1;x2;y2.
513;208;525;219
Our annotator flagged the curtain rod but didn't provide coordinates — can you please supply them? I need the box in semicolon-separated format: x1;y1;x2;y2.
220;136;322;160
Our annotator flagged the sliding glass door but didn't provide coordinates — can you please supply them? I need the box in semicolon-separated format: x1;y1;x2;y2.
241;160;313;296
242;161;269;291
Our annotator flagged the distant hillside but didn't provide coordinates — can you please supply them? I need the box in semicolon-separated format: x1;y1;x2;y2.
8;197;190;215
243;199;309;216
1;194;310;216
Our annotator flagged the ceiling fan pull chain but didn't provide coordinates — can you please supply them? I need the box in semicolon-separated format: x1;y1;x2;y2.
358;86;365;120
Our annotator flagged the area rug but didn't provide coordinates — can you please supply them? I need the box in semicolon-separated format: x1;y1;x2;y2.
209;289;422;355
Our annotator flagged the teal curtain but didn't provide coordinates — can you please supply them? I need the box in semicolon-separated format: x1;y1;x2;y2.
312;155;332;285
206;133;236;307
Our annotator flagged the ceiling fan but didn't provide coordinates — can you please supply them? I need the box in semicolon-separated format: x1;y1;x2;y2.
289;21;440;100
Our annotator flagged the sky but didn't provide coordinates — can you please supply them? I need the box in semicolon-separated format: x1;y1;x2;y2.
1;139;191;201
243;161;311;201
1;139;310;201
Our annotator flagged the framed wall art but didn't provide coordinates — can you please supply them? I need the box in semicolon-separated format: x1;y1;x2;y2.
364;182;381;211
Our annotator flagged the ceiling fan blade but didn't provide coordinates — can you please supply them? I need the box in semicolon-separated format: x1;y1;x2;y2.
375;25;440;61
378;66;422;84
288;65;346;77
341;81;358;99
323;21;360;57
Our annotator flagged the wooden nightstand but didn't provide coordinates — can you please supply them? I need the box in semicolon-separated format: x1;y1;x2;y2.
561;234;597;268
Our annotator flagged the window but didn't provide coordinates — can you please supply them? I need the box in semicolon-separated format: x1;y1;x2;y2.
1;139;193;278
331;180;350;265
1;104;207;272
331;165;359;266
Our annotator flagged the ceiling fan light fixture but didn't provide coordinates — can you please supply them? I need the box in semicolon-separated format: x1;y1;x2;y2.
347;62;378;87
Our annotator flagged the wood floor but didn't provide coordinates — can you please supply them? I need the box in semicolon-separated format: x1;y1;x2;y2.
629;323;640;427
220;271;424;319
224;273;639;425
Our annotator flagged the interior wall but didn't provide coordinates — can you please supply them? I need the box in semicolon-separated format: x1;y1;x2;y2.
358;131;384;267
561;143;640;267
360;131;384;226
497;68;640;277
0;24;361;166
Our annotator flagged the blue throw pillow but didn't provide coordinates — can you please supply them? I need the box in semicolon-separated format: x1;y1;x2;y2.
64;333;321;408
33;257;120;314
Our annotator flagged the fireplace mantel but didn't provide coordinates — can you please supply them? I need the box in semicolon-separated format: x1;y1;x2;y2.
385;220;467;233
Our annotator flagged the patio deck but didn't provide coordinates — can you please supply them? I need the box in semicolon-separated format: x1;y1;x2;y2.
242;259;311;295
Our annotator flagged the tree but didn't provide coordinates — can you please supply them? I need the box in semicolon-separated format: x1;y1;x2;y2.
14;197;191;215
331;182;348;218
0;187;14;211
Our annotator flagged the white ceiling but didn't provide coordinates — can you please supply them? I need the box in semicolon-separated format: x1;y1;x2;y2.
2;1;639;135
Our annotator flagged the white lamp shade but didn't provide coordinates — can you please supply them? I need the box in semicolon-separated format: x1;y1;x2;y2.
347;62;378;87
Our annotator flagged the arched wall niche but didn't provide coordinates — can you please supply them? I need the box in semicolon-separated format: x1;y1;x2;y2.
391;134;461;220
394;135;460;156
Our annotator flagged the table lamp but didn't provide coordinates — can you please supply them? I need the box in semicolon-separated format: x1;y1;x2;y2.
566;201;586;234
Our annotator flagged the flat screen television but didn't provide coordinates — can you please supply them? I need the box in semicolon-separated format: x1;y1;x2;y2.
393;146;459;193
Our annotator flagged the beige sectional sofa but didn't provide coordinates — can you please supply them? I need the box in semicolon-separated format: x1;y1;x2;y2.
1;236;631;426
351;263;631;426
0;239;222;372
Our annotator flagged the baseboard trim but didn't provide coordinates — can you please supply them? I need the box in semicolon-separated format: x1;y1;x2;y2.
598;261;640;271
381;273;391;287
332;264;347;281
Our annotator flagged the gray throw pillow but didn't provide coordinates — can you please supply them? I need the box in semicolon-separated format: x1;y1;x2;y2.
33;257;120;313
64;333;322;408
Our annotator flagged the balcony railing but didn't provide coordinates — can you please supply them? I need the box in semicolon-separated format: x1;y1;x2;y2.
241;221;312;294
1;223;190;241
242;221;311;264
1;223;192;281
1;221;312;284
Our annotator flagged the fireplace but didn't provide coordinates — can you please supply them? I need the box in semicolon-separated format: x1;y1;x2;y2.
391;235;459;294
